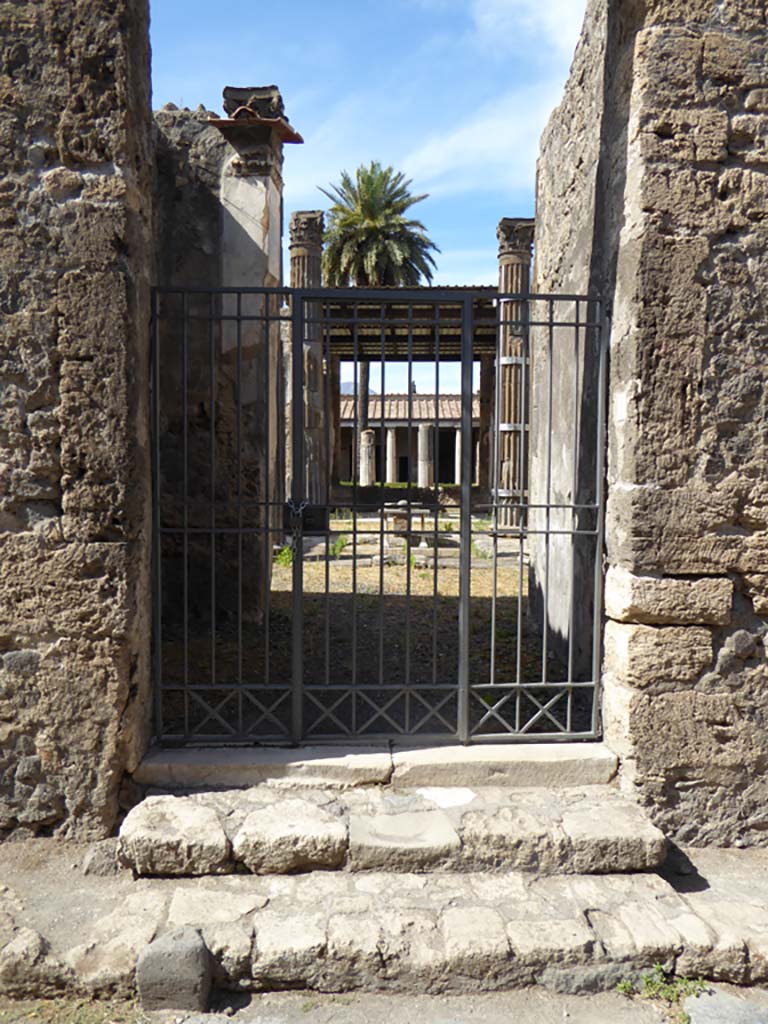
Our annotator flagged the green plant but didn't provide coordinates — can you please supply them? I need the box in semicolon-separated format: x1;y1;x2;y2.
616;964;708;1024
329;534;349;559
274;544;294;567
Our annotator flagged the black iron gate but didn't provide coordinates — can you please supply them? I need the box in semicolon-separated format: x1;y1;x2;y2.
151;286;607;745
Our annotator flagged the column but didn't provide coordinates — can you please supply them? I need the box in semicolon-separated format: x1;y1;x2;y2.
386;427;398;484
418;424;433;489
497;217;534;523
454;427;462;485
289;210;325;504
478;355;494;491
360;429;376;486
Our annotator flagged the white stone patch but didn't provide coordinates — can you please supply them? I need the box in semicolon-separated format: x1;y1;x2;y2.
415;786;476;808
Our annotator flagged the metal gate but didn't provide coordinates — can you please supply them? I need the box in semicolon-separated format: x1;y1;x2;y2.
151;287;607;745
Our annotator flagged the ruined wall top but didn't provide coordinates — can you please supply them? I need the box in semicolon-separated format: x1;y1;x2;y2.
223;86;285;119
497;217;535;259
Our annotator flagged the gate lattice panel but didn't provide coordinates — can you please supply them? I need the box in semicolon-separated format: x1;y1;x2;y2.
151;287;607;744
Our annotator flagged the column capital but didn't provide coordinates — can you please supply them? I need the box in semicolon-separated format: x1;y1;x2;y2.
497;217;535;259
289;210;325;252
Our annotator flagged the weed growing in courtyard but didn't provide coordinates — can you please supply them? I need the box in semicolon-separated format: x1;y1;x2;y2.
274;544;294;567
616;964;708;1024
329;534;349;559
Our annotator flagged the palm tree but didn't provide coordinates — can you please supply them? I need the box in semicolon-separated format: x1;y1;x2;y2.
319;162;439;478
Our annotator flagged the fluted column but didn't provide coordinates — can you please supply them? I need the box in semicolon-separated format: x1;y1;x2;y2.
497;217;534;524
289;210;325;503
418;424;433;489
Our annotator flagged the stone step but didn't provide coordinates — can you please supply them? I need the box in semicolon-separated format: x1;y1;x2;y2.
117;783;666;878
133;741;619;790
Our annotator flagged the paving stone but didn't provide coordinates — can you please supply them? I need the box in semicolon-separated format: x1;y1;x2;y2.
440;906;509;971
506;916;595;965
232;798;348;873
252;910;326;986
136;926;212;1012
65;889;167;993
685;988;768;1024
118;796;231;876
167;887;267;928
349;809;461;870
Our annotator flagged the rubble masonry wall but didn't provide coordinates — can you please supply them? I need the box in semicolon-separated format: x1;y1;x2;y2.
535;0;768;844
0;0;154;837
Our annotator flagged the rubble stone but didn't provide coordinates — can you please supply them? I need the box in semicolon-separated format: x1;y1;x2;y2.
118;797;231;876
136;927;211;1012
232;798;348;873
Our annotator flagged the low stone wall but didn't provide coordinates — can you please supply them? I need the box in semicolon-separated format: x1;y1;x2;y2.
0;0;154;837
536;0;768;844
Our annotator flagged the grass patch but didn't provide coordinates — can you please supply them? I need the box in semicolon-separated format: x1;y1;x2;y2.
0;997;149;1024
616;964;709;1024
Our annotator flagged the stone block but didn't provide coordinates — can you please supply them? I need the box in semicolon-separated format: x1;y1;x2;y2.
232;798;347;873
136;927;211;1012
439;906;509;971
348;809;460;871
559;798;667;873
459;804;563;872
506;916;595;965
252;910;326;985
390;743;617;788
605;567;733;626
603;621;713;692
118;796;231;876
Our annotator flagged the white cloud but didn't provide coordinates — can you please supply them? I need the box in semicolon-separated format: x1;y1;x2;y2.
470;0;586;60
402;82;561;198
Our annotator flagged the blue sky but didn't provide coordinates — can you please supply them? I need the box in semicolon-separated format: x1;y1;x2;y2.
150;0;586;291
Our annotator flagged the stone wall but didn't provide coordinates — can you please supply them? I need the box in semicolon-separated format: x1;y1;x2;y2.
536;0;768;844
0;0;154;836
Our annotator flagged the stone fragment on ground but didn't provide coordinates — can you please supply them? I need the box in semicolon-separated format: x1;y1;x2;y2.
136;926;211;1011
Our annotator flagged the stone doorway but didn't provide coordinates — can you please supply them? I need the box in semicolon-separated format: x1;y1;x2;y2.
151;286;607;744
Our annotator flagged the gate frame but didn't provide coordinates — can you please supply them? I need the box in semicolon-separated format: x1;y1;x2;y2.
150;285;608;746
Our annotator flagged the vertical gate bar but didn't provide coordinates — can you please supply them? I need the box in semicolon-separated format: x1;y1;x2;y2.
324;299;332;689
591;302;609;737
458;296;473;743
490;297;500;691
541;298;554;685
209;291;217;697
378;304;385;692
351;305;359;702
236;292;243;735
567;299;580;733
515;297;528;730
151;289;163;740
291;294;305;743
181;292;189;736
324;300;331;689
405;302;413;725
263;298;271;692
431;310;440;689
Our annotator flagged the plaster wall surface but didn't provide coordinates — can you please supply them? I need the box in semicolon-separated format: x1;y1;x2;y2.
0;0;154;836
536;0;768;844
